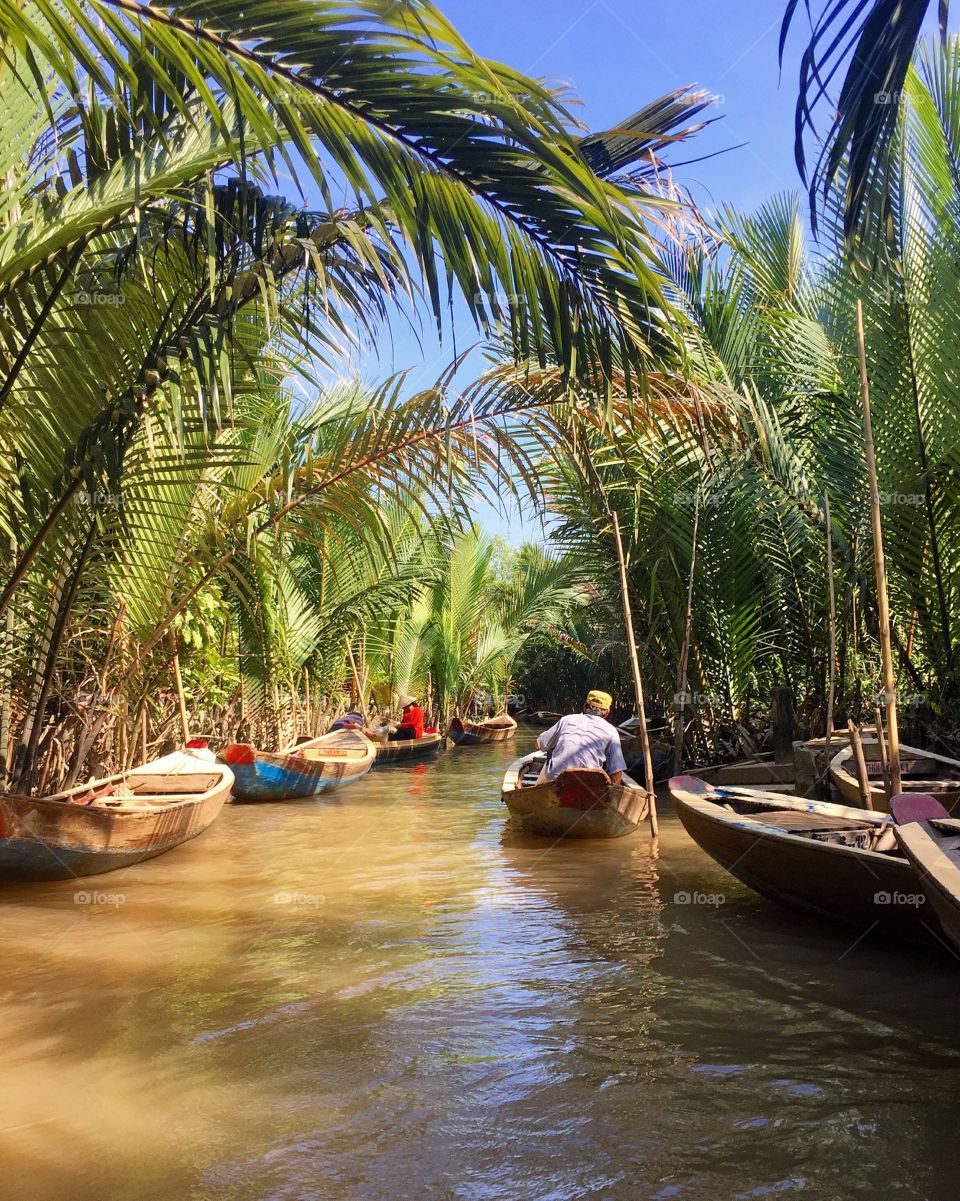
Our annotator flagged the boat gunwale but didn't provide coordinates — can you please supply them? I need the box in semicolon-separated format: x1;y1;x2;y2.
1;767;234;817
669;775;901;866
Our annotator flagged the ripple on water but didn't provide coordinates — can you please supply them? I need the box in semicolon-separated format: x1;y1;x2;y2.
3;744;960;1201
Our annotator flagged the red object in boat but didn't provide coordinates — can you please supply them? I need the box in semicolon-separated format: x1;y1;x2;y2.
186;737;208;749
558;770;609;811
223;743;256;766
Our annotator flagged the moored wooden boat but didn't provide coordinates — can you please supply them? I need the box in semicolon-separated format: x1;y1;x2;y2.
669;774;946;948
501;751;648;839
448;714;518;746
829;742;960;813
370;730;444;766
0;750;233;882
689;755;796;792
892;794;960;954
223;729;375;801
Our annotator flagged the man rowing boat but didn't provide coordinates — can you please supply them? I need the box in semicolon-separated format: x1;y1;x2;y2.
535;690;626;783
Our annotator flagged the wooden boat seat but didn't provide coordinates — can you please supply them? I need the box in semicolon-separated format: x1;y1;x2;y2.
126;774;220;795
743;810;875;832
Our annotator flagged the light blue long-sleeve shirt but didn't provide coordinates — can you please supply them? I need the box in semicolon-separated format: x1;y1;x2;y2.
536;713;627;781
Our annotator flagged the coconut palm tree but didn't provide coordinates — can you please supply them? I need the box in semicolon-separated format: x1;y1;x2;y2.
534;36;960;758
0;1;718;787
781;0;949;239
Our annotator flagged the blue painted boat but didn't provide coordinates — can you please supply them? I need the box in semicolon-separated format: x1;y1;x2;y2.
0;750;233;882
223;729;375;802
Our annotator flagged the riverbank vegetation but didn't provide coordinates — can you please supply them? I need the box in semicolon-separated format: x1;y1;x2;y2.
3;0;960;791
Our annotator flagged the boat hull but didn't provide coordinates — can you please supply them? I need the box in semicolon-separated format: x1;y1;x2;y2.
372;732;444;766
502;755;647;839
0;755;232;881
830;744;960;813
671;776;943;947
228;757;373;801
690;758;796;789
894;820;960;953
448;716;518;746
224;730;376;802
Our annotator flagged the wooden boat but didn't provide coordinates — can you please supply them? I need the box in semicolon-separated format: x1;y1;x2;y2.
669;774;946;948
892;794;960;954
689;755;796;793
829;742;960;813
0;750;233;882
448;714;518;746
223;729;375;801
501;751;648;839
370;730;444;766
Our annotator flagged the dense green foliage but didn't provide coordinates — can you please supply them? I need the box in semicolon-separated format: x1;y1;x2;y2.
0;0;705;789
4;0;960;791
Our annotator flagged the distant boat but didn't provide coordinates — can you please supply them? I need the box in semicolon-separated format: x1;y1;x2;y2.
369;731;444;766
501;751;648;839
670;774;947;949
223;729;376;802
448;714;518;745
829;743;960;813
892;793;960;954
0;749;233;881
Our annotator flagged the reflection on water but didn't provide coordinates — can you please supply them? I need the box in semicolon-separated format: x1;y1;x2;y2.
3;736;960;1200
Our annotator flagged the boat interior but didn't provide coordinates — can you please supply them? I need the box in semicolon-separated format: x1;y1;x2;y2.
704;785;900;853
46;772;224;807
862;758;960;791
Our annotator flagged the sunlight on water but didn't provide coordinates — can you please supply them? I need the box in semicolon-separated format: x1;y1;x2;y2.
3;737;960;1200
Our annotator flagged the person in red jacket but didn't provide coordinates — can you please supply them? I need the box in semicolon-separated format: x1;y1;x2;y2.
389;695;424;741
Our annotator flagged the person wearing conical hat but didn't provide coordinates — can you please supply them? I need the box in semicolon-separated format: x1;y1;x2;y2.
388;695;425;741
535;690;626;783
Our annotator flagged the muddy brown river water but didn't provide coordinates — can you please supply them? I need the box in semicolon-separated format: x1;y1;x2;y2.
2;736;959;1201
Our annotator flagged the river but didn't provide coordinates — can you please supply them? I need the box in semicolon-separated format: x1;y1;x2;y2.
2;735;959;1201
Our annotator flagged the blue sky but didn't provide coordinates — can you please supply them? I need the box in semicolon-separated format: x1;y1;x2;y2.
343;2;824;541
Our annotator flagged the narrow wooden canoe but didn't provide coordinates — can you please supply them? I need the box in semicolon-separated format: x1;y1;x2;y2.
370;730;444;766
0;750;233;882
829;742;960;813
892;794;960;954
689;756;796;792
223;729;375;802
448;714;518;746
501;752;648;839
669;774;945;948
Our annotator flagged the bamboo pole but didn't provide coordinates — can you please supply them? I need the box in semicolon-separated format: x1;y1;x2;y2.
303;667;311;733
344;638;366;719
847;719;875;810
874;704;891;800
673;487;701;774
140;706;148;763
168;633;190;745
856;299;902;797
824;493;837;751
610;509;658;838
